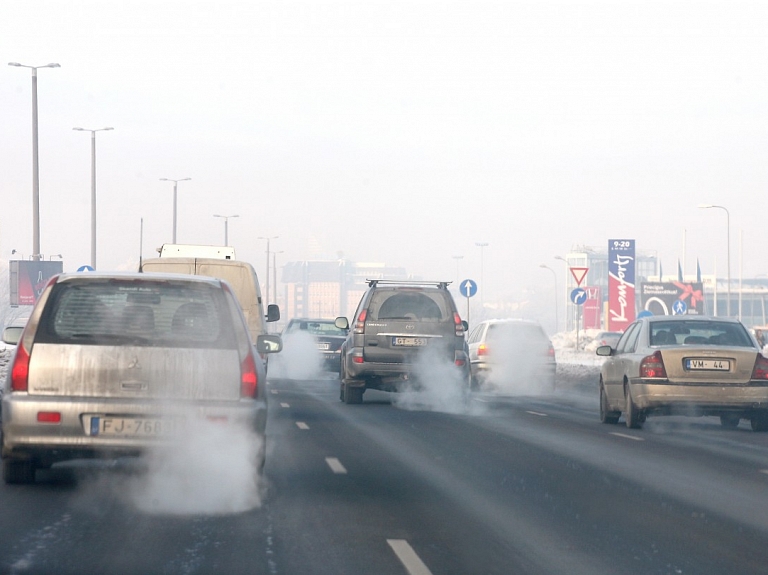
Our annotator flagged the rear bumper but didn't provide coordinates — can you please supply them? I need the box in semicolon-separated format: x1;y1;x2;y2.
629;379;768;412
2;394;267;463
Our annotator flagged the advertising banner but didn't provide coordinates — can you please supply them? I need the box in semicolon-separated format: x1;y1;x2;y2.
582;286;601;329
608;239;636;332
640;282;705;316
9;260;63;305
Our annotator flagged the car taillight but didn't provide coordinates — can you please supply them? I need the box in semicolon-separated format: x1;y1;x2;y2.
11;342;31;392
547;344;555;358
751;355;768;380
240;353;258;398
354;309;367;334
640;350;667;378
454;312;464;336
478;344;488;356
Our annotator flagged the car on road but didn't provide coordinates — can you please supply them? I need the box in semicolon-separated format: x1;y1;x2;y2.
596;315;768;430
584;330;623;352
0;272;282;484
466;319;556;391
335;280;470;404
282;318;346;372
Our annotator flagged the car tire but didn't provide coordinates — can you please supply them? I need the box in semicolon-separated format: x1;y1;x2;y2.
624;384;643;429
343;383;364;405
600;382;620;424
750;411;768;432
720;414;741;429
3;458;35;484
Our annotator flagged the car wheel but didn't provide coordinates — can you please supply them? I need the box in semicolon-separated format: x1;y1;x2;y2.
343;383;364;405
600;382;620;425
624;384;643;429
3;458;35;484
720;414;741;429
750;411;768;432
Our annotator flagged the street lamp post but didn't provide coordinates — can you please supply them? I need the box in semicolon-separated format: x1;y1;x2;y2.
475;242;489;308
452;255;464;286
160;177;191;243
258;236;279;305
699;204;731;316
540;264;559;333
213;214;239;246
554;255;570;330
8;62;60;261
273;250;284;312
73;127;113;269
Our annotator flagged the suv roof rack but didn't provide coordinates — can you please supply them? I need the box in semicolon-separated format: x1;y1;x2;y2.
365;279;451;289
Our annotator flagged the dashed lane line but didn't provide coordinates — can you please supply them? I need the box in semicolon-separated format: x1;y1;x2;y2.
610;432;645;441
325;457;348;474
270;390;279;395
280;403;290;408
296;422;310;430
525;410;548;417
387;539;434;575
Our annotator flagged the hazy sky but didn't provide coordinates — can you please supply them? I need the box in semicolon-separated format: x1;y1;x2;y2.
2;1;767;304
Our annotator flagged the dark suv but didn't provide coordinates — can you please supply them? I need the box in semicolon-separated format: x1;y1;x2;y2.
334;280;470;404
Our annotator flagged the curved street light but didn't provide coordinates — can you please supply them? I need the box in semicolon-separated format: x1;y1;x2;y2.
8;62;61;261
698;204;730;316
160;177;191;243
213;214;239;246
73;127;113;269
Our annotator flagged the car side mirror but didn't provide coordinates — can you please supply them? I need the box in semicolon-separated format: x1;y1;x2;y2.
266;304;280;322
335;317;349;330
462;320;469;331
595;345;613;356
256;334;283;354
2;326;22;346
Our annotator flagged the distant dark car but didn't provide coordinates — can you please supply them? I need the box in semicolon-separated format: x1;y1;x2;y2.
284;318;347;372
585;330;623;352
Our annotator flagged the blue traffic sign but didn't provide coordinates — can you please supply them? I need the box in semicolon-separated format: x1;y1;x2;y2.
672;300;687;315
637;310;653;319
570;287;587;305
77;265;95;272
460;279;478;298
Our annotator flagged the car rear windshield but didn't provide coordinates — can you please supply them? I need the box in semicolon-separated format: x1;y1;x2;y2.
487;323;548;343
34;279;238;349
368;289;453;322
650;321;754;347
287;320;346;336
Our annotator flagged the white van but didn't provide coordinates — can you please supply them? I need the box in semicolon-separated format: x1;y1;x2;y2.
139;257;279;343
158;244;236;260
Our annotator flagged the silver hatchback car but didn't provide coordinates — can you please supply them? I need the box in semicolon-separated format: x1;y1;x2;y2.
1;272;281;483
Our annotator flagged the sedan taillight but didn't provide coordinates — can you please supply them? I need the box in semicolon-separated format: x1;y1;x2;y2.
751;355;768;380
240;353;259;398
640;350;667;378
10;342;31;392
477;344;488;356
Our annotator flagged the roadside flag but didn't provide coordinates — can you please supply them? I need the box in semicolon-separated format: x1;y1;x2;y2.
677;259;684;282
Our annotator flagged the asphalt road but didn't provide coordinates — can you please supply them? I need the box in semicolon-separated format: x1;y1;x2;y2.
1;374;768;574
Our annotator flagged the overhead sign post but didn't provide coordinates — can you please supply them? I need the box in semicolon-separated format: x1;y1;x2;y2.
460;279;477;326
571;287;587;349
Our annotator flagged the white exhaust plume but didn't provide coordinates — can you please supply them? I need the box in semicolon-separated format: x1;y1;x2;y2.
270;331;324;380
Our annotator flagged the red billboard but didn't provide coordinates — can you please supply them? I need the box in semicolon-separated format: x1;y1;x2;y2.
582;286;601;329
608;239;636;332
9;260;63;305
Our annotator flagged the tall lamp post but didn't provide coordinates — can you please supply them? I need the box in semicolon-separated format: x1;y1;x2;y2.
273;250;284;312
160;177;191;243
475;242;489;308
8;62;60;261
540;264;559;333
699;204;730;316
452;255;464;286
554;255;570;330
73;127;113;269
258;235;279;305
213;214;239;246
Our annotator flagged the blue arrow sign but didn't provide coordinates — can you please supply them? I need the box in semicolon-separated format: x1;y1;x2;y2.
77;265;95;272
460;279;478;298
672;300;687;315
570;287;587;305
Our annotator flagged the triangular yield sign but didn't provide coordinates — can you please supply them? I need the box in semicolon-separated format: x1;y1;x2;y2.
570;267;589;286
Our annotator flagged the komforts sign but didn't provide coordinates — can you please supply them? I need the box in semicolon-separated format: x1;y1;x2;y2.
9;260;63;305
608;239;636;332
640;282;705;316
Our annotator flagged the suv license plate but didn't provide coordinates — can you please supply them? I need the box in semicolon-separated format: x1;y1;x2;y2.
392;337;427;347
685;359;730;371
91;417;179;437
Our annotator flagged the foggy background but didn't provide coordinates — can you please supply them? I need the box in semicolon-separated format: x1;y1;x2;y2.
2;1;766;312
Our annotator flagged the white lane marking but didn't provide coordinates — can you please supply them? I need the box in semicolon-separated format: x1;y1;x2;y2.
610;432;645;441
270;390;279;395
296;422;310;430
759;470;768;476
387;539;434;575
280;403;290;408
526;410;548;417
325;457;348;474
472;398;489;403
